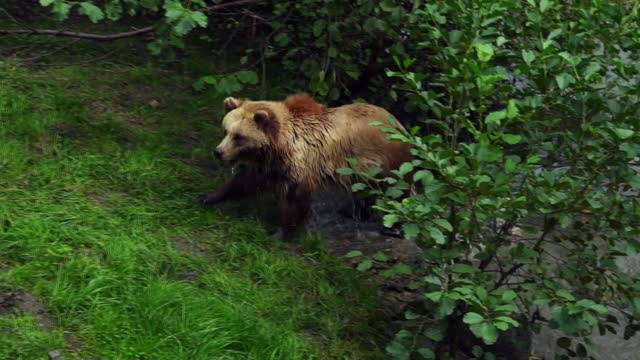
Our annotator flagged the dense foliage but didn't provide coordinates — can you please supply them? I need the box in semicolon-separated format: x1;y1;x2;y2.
343;1;640;358
21;0;640;358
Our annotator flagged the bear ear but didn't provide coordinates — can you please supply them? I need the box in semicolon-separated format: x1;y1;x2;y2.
254;109;279;138
223;97;241;113
254;109;273;125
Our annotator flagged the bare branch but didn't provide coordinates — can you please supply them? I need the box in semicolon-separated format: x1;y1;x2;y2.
0;0;263;41
0;27;154;41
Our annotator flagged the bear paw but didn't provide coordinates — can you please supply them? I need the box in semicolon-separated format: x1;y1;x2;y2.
199;193;220;206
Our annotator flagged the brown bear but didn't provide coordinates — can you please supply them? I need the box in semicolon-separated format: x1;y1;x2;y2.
200;94;412;239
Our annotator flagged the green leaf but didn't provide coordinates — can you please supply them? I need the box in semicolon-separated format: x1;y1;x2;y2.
274;32;291;46
351;183;366;192
463;312;485;325
503;134;522;144
613;128;634;139
540;0;552;13
367;166;382;177
451;264;475;273
436;297;456;318
556;289;575;301
495;316;519;326
424;291;442;302
449;30;463;44
328;47;338;58
470;322;499;345
423;275;441;286
40;0;55;6
429;227;446;244
485;110;506;125
79;2;105;23
424;326;443;341
398;162;414;176
313;19;325;37
344;250;363;258
52;2;72;20
474;43;494;62
507;100;519;119
472;345;484;358
584;62;601;80
522;50;536;64
373;251;389;262
547;28;562;40
405;309;421;320
413;170;434;183
174;15;196;36
418;348;435;359
336;167;354;175
191;11;208;28
235;70;258;85
433;219;453;232
383;214;400;228
402;223;419;239
476;286;488;301
501;290;517;302
216;76;243;95
386;341;410;360
555;73;575;90
382;263;413;277
357;259;373;271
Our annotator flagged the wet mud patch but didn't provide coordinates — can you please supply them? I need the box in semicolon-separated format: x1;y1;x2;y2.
86;190;128;208
0;289;55;331
89;100;143;125
169;233;211;257
305;190;424;319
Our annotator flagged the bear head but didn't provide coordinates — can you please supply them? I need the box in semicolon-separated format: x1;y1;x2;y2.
215;97;280;162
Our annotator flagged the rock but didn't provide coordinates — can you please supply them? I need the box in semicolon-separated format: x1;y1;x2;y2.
48;350;64;360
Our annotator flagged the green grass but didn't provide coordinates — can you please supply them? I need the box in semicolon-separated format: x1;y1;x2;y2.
0;57;385;359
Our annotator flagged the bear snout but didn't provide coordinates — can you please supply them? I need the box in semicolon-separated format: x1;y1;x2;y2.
214;148;224;160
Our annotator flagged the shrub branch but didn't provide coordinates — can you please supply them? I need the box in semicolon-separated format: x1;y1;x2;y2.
0;0;261;41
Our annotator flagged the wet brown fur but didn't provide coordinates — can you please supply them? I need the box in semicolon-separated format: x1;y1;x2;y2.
202;94;413;239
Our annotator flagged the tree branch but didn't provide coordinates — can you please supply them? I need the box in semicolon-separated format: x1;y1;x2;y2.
0;0;263;41
0;27;154;41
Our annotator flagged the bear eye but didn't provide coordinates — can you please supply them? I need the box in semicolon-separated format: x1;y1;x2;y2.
233;134;245;143
223;130;228;136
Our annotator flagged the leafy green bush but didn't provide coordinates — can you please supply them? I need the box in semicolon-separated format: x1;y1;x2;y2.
342;1;640;358
33;0;413;103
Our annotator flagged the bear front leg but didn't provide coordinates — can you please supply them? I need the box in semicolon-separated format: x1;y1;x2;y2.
200;170;269;205
278;186;312;241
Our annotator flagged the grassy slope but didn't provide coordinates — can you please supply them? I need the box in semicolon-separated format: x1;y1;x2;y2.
0;38;385;359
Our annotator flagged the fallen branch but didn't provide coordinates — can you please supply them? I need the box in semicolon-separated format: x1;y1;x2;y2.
0;27;154;41
0;0;262;41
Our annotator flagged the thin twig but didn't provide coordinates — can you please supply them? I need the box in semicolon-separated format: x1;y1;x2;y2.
21;39;82;62
203;0;262;13
493;219;553;289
